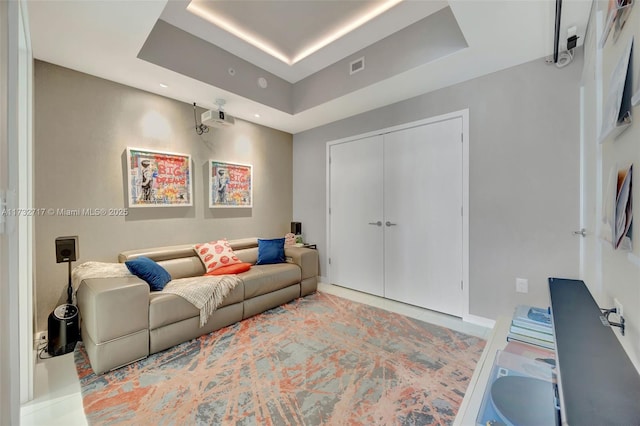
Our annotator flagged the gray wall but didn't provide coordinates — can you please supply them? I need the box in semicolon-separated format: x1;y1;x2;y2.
293;53;583;320
34;60;293;332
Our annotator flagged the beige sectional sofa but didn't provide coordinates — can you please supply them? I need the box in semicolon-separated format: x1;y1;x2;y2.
76;238;318;374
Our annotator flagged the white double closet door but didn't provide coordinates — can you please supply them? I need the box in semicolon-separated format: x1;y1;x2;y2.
329;117;464;317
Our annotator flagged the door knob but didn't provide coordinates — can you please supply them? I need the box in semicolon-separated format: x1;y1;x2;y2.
368;221;382;226
385;221;397;227
573;228;587;237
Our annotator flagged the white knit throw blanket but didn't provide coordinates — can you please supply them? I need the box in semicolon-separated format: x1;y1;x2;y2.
72;261;241;327
163;275;241;326
71;261;132;291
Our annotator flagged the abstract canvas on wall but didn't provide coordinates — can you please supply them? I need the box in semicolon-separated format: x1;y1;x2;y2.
614;164;633;250
599;37;633;143
602;164;633;250
126;148;192;207
600;0;634;47
209;160;252;208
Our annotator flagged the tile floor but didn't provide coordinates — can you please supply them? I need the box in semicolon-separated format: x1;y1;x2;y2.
20;350;87;425
20;283;491;425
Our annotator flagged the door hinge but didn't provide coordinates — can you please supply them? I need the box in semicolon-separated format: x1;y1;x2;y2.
461;280;463;290
461;206;463;216
328;257;331;265
461;133;463;143
329;207;331;214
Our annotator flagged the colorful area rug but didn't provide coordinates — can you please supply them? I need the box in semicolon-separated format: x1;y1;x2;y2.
74;292;485;425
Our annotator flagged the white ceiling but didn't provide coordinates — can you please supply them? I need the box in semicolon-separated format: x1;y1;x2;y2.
26;0;593;134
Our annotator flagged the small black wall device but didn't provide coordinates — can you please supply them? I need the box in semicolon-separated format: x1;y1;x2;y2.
49;236;80;356
291;222;302;235
55;236;78;263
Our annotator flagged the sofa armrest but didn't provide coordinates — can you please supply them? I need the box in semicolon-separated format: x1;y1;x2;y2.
284;247;318;281
77;276;150;344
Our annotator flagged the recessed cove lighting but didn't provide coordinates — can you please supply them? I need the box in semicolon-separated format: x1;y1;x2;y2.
254;113;261;118
290;0;403;64
187;0;403;66
187;1;290;64
159;83;169;88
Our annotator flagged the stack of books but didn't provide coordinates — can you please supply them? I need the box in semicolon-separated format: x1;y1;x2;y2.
507;305;555;350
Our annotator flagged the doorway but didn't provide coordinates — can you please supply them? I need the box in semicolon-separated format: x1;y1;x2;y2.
328;110;469;317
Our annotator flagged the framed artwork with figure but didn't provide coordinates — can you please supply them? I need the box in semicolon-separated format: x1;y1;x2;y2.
126;147;192;207
209;160;252;208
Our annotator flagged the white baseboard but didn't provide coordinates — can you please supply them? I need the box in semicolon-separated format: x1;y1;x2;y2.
463;313;496;329
318;276;328;285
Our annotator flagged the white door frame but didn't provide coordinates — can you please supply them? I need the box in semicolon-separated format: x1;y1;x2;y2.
579;8;604;297
2;0;33;422
326;109;471;321
17;0;34;404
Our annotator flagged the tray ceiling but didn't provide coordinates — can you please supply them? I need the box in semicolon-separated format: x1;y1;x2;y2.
26;0;593;133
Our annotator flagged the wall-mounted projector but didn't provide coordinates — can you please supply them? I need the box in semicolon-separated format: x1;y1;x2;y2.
201;109;235;128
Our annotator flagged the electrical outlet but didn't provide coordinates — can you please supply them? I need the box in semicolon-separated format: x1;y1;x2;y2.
614;298;624;318
34;331;48;354
516;278;528;293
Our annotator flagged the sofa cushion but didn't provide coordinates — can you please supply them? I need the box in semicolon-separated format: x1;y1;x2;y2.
119;244;198;263
77;277;149;344
149;282;244;330
124;256;171;291
205;262;252;276
256;238;286;265
228;238;259;251
242;264;301;299
119;239;260;267
235;247;258;264
157;256;206;280
195;240;242;273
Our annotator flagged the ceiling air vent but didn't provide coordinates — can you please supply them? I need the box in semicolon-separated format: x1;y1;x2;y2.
350;57;365;75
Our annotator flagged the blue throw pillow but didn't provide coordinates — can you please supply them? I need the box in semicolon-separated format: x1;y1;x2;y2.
125;256;171;291
256;238;286;265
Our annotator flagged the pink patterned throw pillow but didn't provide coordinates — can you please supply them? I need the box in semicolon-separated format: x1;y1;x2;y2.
194;240;241;273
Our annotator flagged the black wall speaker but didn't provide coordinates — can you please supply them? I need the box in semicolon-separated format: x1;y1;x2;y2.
291;222;302;235
55;236;78;263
